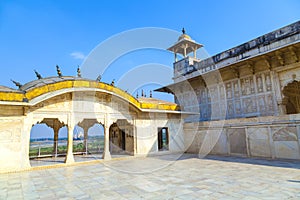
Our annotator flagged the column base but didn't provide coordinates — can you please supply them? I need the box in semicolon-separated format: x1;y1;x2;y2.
64;153;75;164
22;158;31;169
103;151;111;160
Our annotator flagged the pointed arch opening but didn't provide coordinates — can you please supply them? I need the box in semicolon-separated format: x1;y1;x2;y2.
109;119;134;156
283;80;300;114
29;118;67;166
74;119;104;161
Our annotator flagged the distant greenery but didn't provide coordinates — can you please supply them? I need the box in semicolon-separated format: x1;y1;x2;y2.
29;137;104;157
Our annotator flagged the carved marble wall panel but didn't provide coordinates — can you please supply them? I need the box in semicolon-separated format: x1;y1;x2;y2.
264;72;272;91
241;96;257;114
227;100;234;117
200;88;207;104
211;129;228;155
200;105;208;120
207;90;211;103
184;130;206;153
228;128;247;155
266;94;275;113
195;88;201;104
207;104;212;119
219;84;225;99
241;76;255;96
226;82;233;99
235;100;242;115
233;80;240;98
272;126;298;141
189;70;277;120
247;127;271;157
256;74;264;93
211;103;220;119
219;101;226;117
208;86;218;103
274;141;300;159
242;97;253;114
258;95;267;114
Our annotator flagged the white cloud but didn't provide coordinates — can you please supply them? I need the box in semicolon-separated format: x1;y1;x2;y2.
70;51;86;60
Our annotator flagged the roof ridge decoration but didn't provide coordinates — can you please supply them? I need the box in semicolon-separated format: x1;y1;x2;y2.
0;79;180;111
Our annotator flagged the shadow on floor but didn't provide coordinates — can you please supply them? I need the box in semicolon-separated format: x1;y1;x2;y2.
31;153;300;170
204;155;300;169
150;153;300;169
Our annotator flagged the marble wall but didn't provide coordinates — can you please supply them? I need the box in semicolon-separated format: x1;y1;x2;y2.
0;117;29;171
135;115;185;156
184;115;300;160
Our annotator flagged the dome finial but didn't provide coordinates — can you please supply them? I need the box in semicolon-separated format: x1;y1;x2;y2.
11;79;22;89
34;70;42;79
77;65;81;78
182;28;185;34
56;65;62;77
96;75;101;82
111;79;115;86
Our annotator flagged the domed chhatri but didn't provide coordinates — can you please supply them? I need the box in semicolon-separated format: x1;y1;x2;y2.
168;28;203;61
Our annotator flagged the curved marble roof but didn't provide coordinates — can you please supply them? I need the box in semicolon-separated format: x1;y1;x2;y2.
0;85;19;92
0;76;180;112
138;97;177;105
20;76;84;91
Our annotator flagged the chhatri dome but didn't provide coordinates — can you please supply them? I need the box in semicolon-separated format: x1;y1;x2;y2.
177;28;192;41
168;28;203;61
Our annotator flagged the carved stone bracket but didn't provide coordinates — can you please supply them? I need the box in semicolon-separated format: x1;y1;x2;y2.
246;61;255;74
262;55;272;70
275;51;284;66
230;66;239;78
40;118;66;130
288;46;299;63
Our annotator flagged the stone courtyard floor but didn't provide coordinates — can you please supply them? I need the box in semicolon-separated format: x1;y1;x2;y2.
1;154;300;199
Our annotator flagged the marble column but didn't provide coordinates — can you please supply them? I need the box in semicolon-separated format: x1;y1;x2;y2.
133;118;137;156
65;125;74;164
83;127;88;155
102;124;111;160
53;127;59;157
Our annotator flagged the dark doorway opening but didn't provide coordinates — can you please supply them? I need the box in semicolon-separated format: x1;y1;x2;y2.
158;127;169;151
283;80;300;114
121;130;126;150
109;119;134;155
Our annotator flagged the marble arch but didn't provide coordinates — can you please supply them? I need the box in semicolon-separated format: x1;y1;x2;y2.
0;77;188;172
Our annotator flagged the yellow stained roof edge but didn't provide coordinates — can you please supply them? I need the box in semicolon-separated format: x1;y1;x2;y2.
0;80;179;111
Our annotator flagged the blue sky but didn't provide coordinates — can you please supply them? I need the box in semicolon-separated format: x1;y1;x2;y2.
1;0;299;139
0;0;300;97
